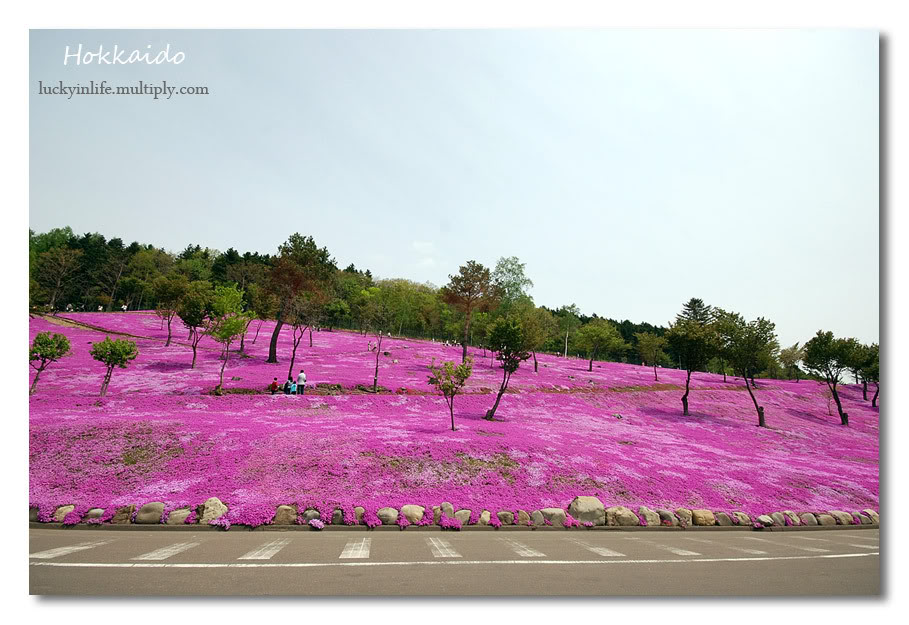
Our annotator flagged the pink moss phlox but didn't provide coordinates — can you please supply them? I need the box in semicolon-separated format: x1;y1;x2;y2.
562;513;580;528
308;518;324;530
489;514;502;528
439;515;461;530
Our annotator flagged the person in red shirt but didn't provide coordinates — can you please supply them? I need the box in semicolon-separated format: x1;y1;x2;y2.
268;377;279;395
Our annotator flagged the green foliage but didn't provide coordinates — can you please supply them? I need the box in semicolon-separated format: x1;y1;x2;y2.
177;281;214;331
485;318;531;420
30;331;72;367
575;318;627;369
725;316;779;380
861;343;879;384
634;331;668;375
778;342;806;380
428;357;474;430
666;318;716;373
89;336;139;369
492;256;533;312
802;331;852;387
676;297;715;325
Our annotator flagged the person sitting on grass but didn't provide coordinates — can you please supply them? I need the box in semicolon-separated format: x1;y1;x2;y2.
283;378;293;395
269;377;279;395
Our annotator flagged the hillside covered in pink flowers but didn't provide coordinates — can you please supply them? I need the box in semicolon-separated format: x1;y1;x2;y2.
29;312;879;527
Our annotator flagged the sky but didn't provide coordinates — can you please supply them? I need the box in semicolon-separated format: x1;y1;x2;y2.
29;29;879;347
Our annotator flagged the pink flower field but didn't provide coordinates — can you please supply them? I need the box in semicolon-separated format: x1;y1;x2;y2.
29;313;879;527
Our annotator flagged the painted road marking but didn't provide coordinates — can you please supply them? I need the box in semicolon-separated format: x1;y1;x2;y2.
842;543;879;550
679;536;767;555
30;551;878;569
339;538;372;559
29;540;112;560
842;534;879;542
238;539;291;560
131;542;200;561
499;538;545;557
566;537;624;557
426;537;461;558
743;537;829;553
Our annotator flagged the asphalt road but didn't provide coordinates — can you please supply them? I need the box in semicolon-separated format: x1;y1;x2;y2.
29;527;880;596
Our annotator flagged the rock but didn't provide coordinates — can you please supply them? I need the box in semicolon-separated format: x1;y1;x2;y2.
166;508;191;525
497;511;514;525
273;505;298;525
302;508;321;522
541;508;567;525
656;509;679;526
331;509;344;525
377;507;399;525
433;506;442;524
782;511;801;526
638;506;660;527
770;512;787;527
517;510;531;525
401;505;425;524
854;512;872;525
756;514;775;527
674;508;693;527
862;509;879;524
799;513;818;526
199;497;228;524
715;512;733;526
816;513;837;526
606;506;639;526
477;510;491;526
29;507;38;523
111;505;135;524
84;508;105;520
530;510;545;526
53;505;75;523
732;512;751;526
691;509;716;526
355;507;365;524
440;502;455;518
568;496;606;526
454;509;471;525
135;502;165;524
829;510;853;525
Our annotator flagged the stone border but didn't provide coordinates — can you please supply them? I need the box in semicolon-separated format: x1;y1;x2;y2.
30;498;880;532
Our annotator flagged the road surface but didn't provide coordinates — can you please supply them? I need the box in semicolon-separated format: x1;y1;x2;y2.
29;527;879;595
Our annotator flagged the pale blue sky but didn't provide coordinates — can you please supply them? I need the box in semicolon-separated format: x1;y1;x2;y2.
29;29;879;346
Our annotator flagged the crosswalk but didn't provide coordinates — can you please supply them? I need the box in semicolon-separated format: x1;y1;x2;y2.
29;531;879;565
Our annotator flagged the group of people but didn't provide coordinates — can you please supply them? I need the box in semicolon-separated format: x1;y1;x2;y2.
270;369;307;395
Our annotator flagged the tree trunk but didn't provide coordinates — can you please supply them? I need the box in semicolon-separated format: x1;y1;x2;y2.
30;367;44;395
252;321;263;344
830;384;848;425
267;318;285;363
373;335;383;392
449;401;456;431
239;319;253;353
462;315;470;363
533;351;538;373
862;380;868;401
191;329;201;368
100;368;113;397
653;363;658;381
871;384;879;408
309;327;313;347
218;340;231;392
485;368;510;420
564;330;569;358
681;369;691;415
287;326;304;382
744;374;765;427
165;316;173;347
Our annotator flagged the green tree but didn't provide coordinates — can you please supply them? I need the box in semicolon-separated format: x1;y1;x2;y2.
518;303;557;373
802;330;853;425
153;274;189;347
484;317;531;420
862;343;879;407
676;297;715;325
36;248;83;311
666;319;716;416
441;260;499;363
778;342;806;382
428;357;474;431
842;340;874;400
555;304;581;358
492;256;533;314
574;319;627;372
635;331;668;381
361;286;394;392
176;281;213;368
90;336;139;397
206;285;252;394
29;332;71;394
710;308;742;383
726;316;779;427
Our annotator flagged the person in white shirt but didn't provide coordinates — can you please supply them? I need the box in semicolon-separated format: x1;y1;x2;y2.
296;369;306;395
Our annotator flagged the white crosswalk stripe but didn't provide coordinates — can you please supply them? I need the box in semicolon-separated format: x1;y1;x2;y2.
500;538;545;557
843;543;879;550
426;537;461;558
29;540;112;560
743;536;829;553
238;539;291;560
679;536;766;555
566;537;625;557
339;538;372;559
639;539;700;556
131;542;200;561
